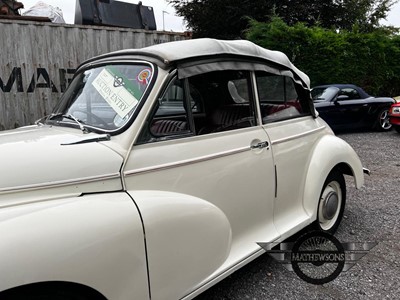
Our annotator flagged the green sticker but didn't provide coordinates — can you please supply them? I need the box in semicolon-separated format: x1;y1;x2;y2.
92;68;139;118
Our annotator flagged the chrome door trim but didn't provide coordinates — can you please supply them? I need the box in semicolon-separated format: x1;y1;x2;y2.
270;126;326;145
124;146;250;177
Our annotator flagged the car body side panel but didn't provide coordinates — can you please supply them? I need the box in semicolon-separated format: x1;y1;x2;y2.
263;117;329;238
128;190;232;300
0;193;149;300
123;127;280;299
302;134;364;219
315;99;373;128
334;99;371;125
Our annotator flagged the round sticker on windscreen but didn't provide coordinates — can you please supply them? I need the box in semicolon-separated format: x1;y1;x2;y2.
137;69;152;85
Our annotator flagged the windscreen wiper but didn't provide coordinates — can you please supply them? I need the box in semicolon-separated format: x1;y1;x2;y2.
46;113;91;133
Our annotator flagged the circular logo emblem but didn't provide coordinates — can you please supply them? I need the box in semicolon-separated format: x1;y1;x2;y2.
113;76;125;88
137;69;152;85
291;231;345;285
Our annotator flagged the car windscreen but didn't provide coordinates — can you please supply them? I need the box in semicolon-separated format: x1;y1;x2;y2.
46;63;154;133
311;86;339;102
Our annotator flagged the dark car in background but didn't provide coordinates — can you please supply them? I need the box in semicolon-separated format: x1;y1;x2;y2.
312;84;394;131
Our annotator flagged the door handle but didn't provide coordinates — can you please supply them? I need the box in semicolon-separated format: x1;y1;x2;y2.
251;141;269;150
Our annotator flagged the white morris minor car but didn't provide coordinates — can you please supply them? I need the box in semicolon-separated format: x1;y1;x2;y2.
0;39;367;299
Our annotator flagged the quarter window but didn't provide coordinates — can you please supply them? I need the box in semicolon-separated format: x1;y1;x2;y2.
188;70;256;134
256;72;309;123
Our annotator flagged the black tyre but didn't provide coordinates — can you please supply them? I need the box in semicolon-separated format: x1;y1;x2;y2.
374;108;392;131
314;170;346;234
0;284;99;300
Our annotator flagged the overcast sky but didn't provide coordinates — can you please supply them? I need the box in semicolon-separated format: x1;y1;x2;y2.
20;0;400;31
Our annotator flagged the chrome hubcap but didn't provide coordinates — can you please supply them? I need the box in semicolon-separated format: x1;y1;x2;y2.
319;181;342;231
380;110;392;130
322;191;338;220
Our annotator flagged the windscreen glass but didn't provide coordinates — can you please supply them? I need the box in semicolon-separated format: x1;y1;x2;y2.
47;63;154;132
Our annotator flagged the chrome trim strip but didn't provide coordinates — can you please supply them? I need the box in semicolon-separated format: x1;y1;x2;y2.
270;126;326;145
124;146;250;176
0;173;121;193
274;165;278;198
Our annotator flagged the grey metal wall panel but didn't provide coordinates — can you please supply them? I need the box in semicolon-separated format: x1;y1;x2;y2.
0;20;187;130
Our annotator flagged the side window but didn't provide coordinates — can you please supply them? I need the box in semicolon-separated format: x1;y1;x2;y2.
138;70;257;144
137;78;193;143
256;71;308;123
155;79;187;117
188;70;256;135
339;88;360;99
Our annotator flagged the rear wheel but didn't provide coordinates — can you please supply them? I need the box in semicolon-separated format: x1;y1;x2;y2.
374;108;392;131
314;170;346;234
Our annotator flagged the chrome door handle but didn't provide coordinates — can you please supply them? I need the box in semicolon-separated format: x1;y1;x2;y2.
251;141;269;150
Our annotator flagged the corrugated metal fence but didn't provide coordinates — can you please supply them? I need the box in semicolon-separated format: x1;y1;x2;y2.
0;19;187;130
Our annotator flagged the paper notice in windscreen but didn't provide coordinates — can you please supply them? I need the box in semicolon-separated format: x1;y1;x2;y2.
92;68;139;118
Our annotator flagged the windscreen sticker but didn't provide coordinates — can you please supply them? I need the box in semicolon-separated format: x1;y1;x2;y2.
92;68;140;118
137;68;152;85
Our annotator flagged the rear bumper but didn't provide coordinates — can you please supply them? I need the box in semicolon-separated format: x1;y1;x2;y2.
389;115;400;126
363;167;371;176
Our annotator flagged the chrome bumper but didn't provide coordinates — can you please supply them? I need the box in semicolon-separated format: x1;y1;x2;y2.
363;167;371;176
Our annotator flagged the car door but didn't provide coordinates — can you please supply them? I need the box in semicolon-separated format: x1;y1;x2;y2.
256;71;322;237
331;87;370;127
123;69;279;300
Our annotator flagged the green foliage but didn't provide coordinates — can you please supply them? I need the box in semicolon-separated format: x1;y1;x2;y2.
167;0;271;39
246;18;400;96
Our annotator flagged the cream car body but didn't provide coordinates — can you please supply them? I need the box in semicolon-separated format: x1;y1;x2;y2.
0;39;365;300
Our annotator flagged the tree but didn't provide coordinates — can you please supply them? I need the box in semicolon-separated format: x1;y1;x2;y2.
167;0;270;39
167;0;398;38
246;17;400;96
336;0;396;32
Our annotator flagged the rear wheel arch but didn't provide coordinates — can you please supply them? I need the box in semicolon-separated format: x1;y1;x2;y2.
302;135;364;221
0;281;107;300
307;162;351;206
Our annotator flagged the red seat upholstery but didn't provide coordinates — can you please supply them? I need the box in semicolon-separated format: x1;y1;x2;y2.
151;119;188;135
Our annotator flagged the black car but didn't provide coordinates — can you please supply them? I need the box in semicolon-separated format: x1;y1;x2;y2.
312;84;394;131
